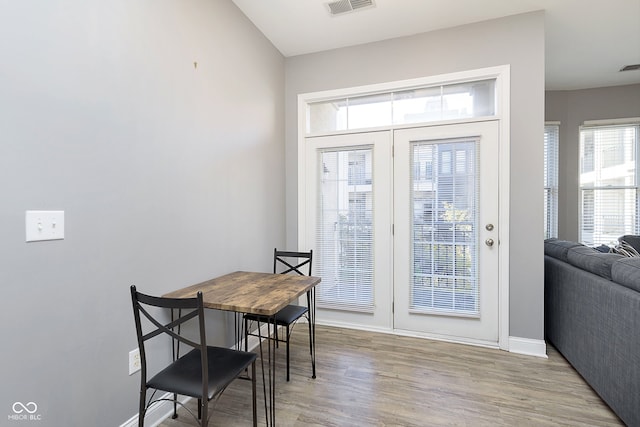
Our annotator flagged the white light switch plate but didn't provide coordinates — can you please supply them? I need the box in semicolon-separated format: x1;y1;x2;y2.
26;211;65;242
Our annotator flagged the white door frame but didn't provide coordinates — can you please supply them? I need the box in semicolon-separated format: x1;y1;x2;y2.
297;65;510;350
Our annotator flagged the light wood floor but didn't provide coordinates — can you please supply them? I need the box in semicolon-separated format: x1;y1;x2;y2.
158;325;623;426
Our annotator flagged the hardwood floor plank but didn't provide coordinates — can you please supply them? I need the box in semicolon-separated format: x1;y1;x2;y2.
157;325;623;426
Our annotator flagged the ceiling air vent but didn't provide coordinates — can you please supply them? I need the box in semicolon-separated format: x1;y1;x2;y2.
620;64;640;72
326;0;375;16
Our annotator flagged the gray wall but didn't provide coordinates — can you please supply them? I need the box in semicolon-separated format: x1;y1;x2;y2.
285;12;545;341
0;1;284;425
546;84;640;242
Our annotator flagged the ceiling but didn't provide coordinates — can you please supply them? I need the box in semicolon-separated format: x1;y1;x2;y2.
231;0;640;91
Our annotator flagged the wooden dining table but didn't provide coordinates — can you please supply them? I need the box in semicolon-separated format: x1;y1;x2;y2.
163;270;321;426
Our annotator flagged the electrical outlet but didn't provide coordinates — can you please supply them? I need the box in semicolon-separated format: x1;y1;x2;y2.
129;348;141;375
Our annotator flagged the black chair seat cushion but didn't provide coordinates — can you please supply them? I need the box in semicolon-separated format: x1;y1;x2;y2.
147;347;256;400
245;304;308;326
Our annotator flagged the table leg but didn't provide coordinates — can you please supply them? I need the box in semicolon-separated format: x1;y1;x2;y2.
256;316;276;426
269;316;276;426
308;288;316;379
234;312;242;351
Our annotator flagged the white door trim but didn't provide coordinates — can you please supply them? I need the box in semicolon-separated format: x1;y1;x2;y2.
297;65;510;351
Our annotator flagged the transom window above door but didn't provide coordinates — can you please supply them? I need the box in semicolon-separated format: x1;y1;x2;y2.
306;79;496;135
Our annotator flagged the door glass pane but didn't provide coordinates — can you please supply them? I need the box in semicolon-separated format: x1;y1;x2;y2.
316;148;374;311
410;139;479;316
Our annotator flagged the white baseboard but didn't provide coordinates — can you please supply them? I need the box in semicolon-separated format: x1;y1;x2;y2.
508;336;548;358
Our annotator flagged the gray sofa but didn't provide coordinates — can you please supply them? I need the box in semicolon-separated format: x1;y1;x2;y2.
544;239;640;427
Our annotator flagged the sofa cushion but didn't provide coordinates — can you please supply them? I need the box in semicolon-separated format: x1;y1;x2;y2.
566;246;624;280
544;239;583;262
611;257;640;293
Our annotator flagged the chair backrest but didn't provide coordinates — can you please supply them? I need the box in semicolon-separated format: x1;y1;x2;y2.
130;285;208;388
273;249;313;276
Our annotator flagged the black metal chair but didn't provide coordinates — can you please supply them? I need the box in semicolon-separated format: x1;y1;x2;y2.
244;249;315;381
130;285;257;427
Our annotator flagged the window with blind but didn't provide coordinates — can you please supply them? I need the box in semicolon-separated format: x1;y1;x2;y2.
410;139;479;315
316;147;374;311
544;124;559;239
579;123;640;246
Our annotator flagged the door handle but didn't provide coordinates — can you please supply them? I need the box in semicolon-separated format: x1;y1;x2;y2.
485;238;495;247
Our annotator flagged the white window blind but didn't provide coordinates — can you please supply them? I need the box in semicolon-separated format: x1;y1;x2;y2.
316;148;374;312
544;124;559;239
579;123;640;246
410;139;479;316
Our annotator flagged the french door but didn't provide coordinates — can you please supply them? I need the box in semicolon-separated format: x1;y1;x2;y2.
304;131;393;330
394;121;499;344
303;121;500;344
